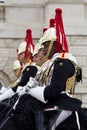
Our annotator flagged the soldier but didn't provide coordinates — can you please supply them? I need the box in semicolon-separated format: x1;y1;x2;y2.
0;29;37;102
25;8;82;129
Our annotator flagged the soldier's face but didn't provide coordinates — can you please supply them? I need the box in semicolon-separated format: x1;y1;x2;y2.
33;54;38;63
43;41;50;56
17;52;25;63
14;69;21;77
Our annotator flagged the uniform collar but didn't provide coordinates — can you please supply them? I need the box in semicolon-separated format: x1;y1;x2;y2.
22;62;31;72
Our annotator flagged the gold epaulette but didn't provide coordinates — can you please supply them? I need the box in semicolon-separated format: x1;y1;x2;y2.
13;81;18;87
66;74;76;95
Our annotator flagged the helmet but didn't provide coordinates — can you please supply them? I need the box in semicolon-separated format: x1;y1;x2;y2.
33;43;44;56
17;29;34;60
39;27;56;45
17;41;27;55
38;27;57;59
13;60;22;70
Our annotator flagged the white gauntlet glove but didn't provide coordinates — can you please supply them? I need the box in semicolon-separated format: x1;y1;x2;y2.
17;86;24;97
17;78;38;97
23;85;30;93
17;86;29;97
26;77;39;88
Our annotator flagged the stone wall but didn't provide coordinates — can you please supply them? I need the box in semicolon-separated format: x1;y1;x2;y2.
0;0;87;106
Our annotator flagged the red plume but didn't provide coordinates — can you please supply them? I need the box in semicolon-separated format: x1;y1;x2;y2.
25;29;34;59
49;18;55;27
55;8;68;52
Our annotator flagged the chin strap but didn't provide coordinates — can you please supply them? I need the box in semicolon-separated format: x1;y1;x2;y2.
45;41;54;60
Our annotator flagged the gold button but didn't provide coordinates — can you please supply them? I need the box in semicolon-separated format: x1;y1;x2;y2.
26;68;30;71
59;62;63;66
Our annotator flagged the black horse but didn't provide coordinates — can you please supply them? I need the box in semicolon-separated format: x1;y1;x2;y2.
0;94;18;130
0;94;87;130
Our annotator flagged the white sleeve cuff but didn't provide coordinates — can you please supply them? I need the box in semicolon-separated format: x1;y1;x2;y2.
0;88;15;102
29;86;48;103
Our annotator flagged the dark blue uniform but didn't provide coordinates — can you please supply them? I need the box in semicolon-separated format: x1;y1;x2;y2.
42;58;82;111
12;65;37;92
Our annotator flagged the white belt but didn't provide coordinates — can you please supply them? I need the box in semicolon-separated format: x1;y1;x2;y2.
61;91;74;98
44;106;59;111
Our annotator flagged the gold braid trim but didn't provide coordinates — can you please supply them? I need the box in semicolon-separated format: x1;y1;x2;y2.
13;81;18;87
